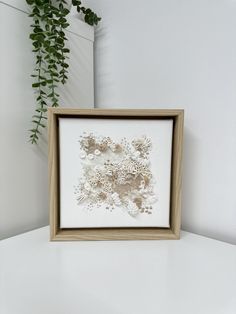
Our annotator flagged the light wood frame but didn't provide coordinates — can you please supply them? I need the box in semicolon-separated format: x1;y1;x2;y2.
48;108;184;241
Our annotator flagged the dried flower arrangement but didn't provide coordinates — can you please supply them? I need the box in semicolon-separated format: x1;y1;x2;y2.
74;132;157;217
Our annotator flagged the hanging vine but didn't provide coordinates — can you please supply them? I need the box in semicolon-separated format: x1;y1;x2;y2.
26;0;101;144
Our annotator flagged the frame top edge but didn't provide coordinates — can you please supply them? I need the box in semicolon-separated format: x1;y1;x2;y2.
47;108;184;117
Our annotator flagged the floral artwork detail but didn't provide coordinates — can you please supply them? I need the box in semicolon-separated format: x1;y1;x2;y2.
74;133;157;217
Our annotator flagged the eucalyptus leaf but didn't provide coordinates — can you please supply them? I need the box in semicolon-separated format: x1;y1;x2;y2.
26;0;101;144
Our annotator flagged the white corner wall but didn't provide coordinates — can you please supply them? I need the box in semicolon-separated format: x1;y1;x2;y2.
84;0;236;244
0;1;94;239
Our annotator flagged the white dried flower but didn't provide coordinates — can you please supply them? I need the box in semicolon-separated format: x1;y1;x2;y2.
138;158;150;166
127;201;139;216
80;152;86;159
97;136;104;143
148;196;158;204
140;180;145;188
94;149;101;156
117;175;126;185
94;165;101;171
111;193;121;206
106;169;113;176
84;182;91;190
109;144;117;152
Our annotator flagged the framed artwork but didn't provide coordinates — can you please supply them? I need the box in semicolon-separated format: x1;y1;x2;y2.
48;108;184;241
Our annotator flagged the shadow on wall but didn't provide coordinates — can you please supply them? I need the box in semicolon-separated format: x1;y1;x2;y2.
180;128;236;244
181;127;198;232
93;25;117;107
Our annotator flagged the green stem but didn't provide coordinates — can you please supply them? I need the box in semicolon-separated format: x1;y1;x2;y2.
30;48;47;143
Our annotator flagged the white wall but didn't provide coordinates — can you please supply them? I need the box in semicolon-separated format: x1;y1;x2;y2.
84;0;236;244
0;1;94;239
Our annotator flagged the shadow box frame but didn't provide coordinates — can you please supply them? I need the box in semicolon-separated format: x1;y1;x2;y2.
48;108;184;241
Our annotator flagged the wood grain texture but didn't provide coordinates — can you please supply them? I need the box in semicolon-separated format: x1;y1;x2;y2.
48;109;59;241
52;228;178;241
48;108;184;241
47;108;183;117
170;110;184;239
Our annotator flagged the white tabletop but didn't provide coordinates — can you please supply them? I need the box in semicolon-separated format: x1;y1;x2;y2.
0;227;235;314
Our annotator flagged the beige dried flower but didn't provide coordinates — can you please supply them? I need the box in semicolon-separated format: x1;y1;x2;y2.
75;133;157;216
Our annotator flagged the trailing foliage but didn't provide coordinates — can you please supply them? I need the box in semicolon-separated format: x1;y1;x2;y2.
26;0;101;144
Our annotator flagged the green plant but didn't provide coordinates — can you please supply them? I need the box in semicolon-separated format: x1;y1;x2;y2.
26;0;101;144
